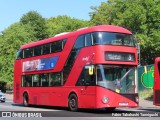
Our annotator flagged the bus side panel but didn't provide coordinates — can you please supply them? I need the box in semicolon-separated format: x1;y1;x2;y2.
14;60;22;103
75;86;96;108
154;57;160;106
62;46;96;108
49;87;69;107
21;87;65;106
49;87;96;108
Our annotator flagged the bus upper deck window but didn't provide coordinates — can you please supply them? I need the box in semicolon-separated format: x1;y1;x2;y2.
24;48;33;58
16;49;23;59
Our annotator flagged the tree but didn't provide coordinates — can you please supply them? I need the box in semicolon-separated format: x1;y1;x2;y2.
90;0;160;65
0;14;92;87
46;15;92;37
0;23;36;87
20;11;48;40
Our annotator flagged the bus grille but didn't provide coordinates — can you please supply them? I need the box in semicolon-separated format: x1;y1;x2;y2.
155;90;160;104
121;93;138;104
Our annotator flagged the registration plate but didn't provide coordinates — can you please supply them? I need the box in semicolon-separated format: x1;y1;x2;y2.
119;102;128;106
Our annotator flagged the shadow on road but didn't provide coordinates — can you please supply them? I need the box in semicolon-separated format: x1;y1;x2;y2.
11;103;132;117
11;103;136;113
140;108;160;112
10;103;160;117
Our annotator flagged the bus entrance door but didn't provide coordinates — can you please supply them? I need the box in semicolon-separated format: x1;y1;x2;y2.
77;86;96;108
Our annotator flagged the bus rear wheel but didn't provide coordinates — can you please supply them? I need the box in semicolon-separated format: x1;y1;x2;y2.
68;94;78;112
23;93;29;107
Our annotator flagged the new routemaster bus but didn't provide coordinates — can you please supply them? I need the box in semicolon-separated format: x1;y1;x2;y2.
14;25;139;111
153;57;160;106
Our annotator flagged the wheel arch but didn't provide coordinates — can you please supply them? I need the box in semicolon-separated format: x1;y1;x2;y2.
68;91;79;111
22;91;29;103
68;91;78;101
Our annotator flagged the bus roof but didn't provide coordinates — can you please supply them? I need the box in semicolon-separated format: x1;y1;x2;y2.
20;25;132;49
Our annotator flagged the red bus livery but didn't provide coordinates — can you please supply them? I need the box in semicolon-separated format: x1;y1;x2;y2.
154;57;160;106
14;25;139;111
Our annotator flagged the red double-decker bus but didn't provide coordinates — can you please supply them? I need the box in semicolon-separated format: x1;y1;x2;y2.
14;25;139;111
154;57;160;106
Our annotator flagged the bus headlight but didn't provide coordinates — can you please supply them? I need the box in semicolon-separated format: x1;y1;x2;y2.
102;96;109;104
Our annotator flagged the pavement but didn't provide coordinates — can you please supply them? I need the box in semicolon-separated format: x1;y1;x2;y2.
5;94;158;109
139;98;159;108
5;93;13;102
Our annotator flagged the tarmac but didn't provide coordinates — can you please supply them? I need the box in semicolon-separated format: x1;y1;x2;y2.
139;98;159;108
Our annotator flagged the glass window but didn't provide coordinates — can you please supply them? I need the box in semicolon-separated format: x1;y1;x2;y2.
62;39;67;48
67;50;79;67
24;48;33;58
63;68;69;84
123;35;135;46
16;49;23;59
74;35;85;49
63;49;80;83
33;74;40;87
92;32;135;47
51;41;62;53
34;46;42;56
42;44;50;55
97;65;136;93
158;62;160;76
76;66;96;86
40;74;49;87
23;39;66;58
92;32;100;45
49;73;61;86
22;75;32;87
85;34;92;47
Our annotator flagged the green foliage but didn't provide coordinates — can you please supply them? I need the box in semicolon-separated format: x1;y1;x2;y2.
46;15;92;37
90;0;160;65
0;81;7;92
0;12;91;85
20;11;48;40
139;89;153;100
2;0;160;86
0;23;37;84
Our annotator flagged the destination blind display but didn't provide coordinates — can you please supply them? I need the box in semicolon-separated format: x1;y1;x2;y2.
105;52;135;62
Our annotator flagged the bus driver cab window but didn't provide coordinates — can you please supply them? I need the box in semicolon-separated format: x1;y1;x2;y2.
76;65;96;86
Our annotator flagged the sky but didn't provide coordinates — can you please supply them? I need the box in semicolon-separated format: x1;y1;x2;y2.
0;0;106;32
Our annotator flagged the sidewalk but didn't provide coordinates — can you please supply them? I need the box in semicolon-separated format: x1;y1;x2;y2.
139;98;159;108
5;94;13;101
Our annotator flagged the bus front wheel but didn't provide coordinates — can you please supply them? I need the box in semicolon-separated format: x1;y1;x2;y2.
23;93;29;107
68;94;78;112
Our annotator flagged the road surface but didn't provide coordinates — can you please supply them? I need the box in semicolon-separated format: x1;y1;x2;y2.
0;94;160;120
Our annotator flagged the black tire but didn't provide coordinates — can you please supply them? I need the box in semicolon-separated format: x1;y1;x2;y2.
23;93;29;107
68;94;78;112
105;107;116;111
